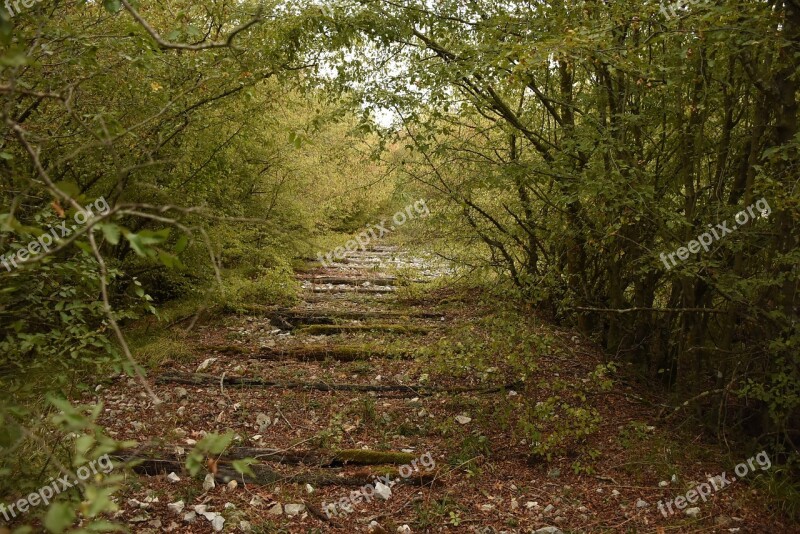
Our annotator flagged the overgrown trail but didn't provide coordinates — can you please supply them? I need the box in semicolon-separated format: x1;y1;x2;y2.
95;247;782;533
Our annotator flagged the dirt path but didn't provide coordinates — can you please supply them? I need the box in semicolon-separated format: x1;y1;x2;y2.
93;247;785;533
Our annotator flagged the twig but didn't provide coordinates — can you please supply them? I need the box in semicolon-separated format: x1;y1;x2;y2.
120;0;264;51
88;231;161;405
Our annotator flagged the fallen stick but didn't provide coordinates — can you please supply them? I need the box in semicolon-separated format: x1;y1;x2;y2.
120;447;417;468
114;455;441;487
308;286;395;294
254;345;412;362
156;373;522;397
295;324;433;336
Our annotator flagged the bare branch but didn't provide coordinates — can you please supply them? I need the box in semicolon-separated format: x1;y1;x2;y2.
120;0;264;51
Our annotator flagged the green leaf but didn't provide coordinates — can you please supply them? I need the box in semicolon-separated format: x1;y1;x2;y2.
158;250;183;269
231;457;258;477
174;235;189;254
102;0;121;13
100;223;121;245
83;486;119;517
53;181;81;200
44;502;76;533
186;432;234;476
124;229;170;257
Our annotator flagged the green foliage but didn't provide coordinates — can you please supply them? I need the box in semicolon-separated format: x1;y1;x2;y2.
0;253;146;399
0;398;130;533
131;335;196;369
186;432;234;477
422;308;547;382
520;365;615;462
344;0;800;469
215;267;300;312
448;433;490;477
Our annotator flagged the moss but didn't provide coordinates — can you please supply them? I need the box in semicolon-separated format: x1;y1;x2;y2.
133;337;195;368
258;344;394;362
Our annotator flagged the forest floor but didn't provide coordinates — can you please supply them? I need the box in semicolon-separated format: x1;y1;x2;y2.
88;247;790;533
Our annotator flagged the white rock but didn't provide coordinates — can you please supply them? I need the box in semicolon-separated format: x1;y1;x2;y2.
183;511;197;523
455;415;472;425
525;501;539;509
249;496;265;507
227;480;238;491
193;504;207;514
611;489;620;496
211;515;225;531
480;503;495;511
510;498;519;510
533;528;563;534
167;500;185;514
203;473;216;491
397;526;412;534
225;502;236;509
305;484;314;494
196;357;217;372
256;413;271;431
200;511;218;521
127;498;149;509
285;503;305;516
636;499;648;508
239;520;252;532
544;504;555;514
176;387;188;399
685;507;701;518
659;480;670;487
375;482;392;500
267;503;282;515
148;519;162;528
167;472;181;483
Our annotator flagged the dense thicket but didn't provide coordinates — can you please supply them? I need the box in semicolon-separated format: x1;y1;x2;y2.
0;1;393;523
341;0;799;459
1;0;798;529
